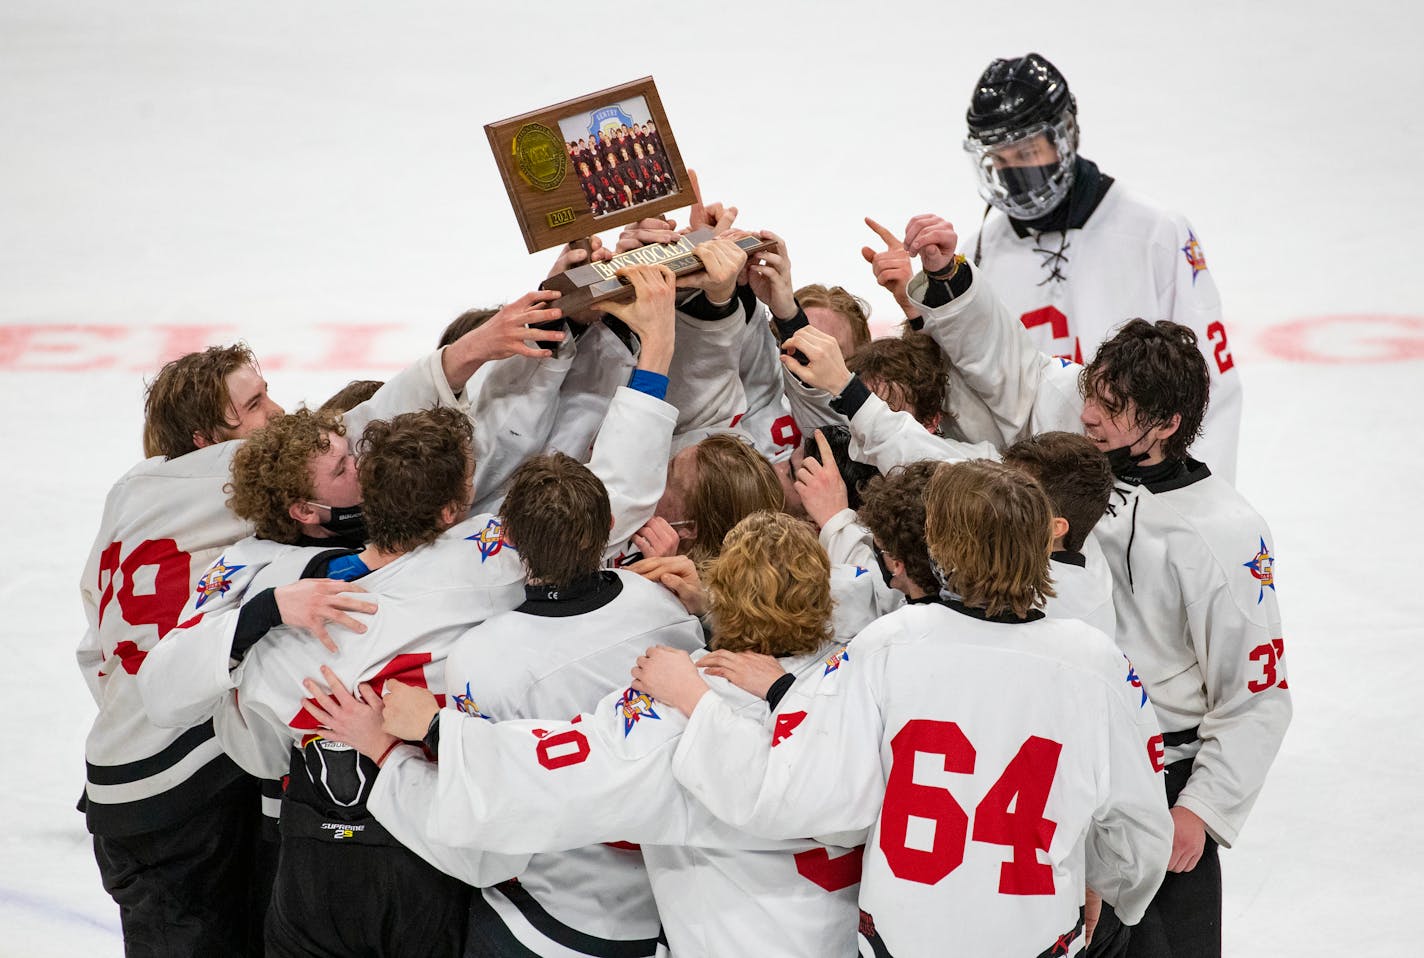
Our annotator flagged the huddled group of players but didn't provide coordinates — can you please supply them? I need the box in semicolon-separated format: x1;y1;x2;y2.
79;54;1287;958
567;120;676;217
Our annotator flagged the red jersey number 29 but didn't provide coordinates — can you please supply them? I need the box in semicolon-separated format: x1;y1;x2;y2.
880;719;1062;894
96;538;192;640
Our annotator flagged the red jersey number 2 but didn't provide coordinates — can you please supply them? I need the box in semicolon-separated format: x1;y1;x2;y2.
880;720;1062;895
1020;307;1083;365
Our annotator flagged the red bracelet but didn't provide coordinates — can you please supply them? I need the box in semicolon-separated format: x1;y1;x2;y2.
375;740;401;767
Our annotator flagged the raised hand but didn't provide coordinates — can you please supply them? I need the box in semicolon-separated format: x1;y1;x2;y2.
794;428;850;529
679;237;747;304
903;214;960;275
546;236;613;279
745;229;797;320
301;666;395;761
616;216;681;253
274;580;378;654
686;169;739;236
779;325;854;395
862;217;918;316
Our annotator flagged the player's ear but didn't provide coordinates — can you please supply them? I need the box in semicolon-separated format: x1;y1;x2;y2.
289;500;319;526
192;430;213;450
1051;516;1070;544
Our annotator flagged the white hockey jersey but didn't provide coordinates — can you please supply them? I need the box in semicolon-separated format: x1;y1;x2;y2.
970;186;1242;482
911;265;1291;847
76;348;463;836
444;569;703;957
1045;536;1117;640
671;603;1174;957
368;649;865;958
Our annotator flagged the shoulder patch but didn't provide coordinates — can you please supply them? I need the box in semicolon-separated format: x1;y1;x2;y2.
1181;229;1207;284
466;517;515;562
823;644;850;676
450;682;493;721
1242;536;1275;603
618;687;660;737
194;556;246;609
1123;654;1148;708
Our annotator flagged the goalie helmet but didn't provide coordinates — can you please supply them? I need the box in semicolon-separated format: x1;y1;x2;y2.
964;53;1079;220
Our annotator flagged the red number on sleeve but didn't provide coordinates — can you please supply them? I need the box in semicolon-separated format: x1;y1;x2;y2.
1248;639;1288;693
1147;734;1166;773
880;720;975;884
1206;321;1234;373
770;415;802;450
971;736;1062;895
794;845;865;892
535;727;591;770
96;541;122;626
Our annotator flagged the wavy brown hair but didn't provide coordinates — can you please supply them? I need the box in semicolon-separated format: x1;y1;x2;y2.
143;343;257;460
704;511;833;656
227;409;344;544
924;460;1056;619
358;406;473;553
848;332;947;426
500;453;611;586
688;434;785;562
794;284;872;355
318;379;384;416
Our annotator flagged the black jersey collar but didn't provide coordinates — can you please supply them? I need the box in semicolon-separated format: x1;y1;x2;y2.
517;571;623;617
945;598;1046;624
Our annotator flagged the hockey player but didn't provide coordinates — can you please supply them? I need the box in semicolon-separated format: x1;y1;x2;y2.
958;52;1243;481
225;407;521;956
77;300;565;955
636;460;1174;957
1002;431;1117;638
440;451;704;957
897;218;1292;957
308;511;865;957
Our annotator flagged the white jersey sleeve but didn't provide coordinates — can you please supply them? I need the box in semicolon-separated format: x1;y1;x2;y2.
846;389;998;473
907;263;1083;446
585;386;678;551
665;292;750;441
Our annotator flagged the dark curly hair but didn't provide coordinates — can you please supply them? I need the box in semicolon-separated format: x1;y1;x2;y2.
358;406;473;553
1003;432;1114;553
1080;319;1210;462
856;460;940;593
227;409;344;544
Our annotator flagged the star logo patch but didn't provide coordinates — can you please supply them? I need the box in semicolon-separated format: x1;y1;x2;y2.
1242;537;1275;603
194;556;245;609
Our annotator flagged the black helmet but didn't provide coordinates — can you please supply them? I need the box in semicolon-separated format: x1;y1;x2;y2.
966;52;1076;146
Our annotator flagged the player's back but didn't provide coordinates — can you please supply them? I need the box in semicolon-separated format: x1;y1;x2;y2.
78;443;254;835
852;601;1165;957
449;567;703;957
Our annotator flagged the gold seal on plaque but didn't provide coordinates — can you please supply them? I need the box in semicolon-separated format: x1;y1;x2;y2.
513;123;566;192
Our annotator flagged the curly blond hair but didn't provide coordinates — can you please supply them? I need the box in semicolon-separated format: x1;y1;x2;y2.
923;460;1056;619
227;409;344;544
704;511;833;656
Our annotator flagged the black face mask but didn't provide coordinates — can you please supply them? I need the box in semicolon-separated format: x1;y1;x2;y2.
871;544;896;590
1104;443;1152;477
998;162;1060;202
311;502;367;543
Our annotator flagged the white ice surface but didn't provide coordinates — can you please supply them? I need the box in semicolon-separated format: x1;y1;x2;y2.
1;2;1421;955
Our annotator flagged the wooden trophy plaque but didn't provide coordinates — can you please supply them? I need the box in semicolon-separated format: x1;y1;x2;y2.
486;77;691;254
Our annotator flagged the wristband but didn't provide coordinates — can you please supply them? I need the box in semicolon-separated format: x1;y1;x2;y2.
375;740;401;767
926;254;966;280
